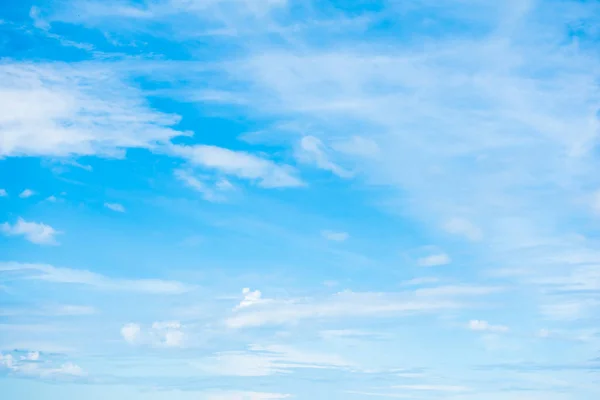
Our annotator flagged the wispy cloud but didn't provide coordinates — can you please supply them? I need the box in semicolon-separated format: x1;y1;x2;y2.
1;218;60;245
171;145;303;188
104;202;125;212
195;344;353;376
0;350;85;379
0;189;7;197
174;169;233;202
226;285;501;328
121;321;185;348
0;262;193;294
18;189;36;199
468;319;510;333
297;136;352;178
417;253;451;267
0;62;188;158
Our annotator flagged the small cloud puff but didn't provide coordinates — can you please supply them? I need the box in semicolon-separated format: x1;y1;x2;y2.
121;323;141;344
19;189;36;198
235;288;265;310
468;319;509;333
104;202;125;213
121;321;185;348
0;350;85;378
417;253;451;267
0;189;7;197
1;218;60;245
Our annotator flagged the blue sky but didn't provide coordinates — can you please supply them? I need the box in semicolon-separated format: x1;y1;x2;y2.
1;0;600;399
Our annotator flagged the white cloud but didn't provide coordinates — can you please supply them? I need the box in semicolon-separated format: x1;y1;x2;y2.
121;323;141;344
235;288;266;310
151;321;185;348
171;144;303;188
196;344;352;376
174;169;232;202
443;218;483;241
20;351;40;361
104;202;125;212
321;230;349;242
1;218;60;245
0;189;7;197
0;262;193;294
0;62;187;158
468;319;509;333
122;321;185;347
297;135;352;178
19;189;36;198
0;350;85;378
417;253;451;267
226;286;500;328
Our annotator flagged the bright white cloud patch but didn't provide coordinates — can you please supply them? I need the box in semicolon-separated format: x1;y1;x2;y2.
151;321;185;348
104;202;125;212
1;218;60;245
297;136;351;178
174;169;232;202
122;321;185;347
0;350;84;378
18;189;36;198
321;230;349;242
0;262;192;294
226;286;500;328
0;62;188;158
235;288;265;310
121;323;141;344
171;145;303;188
468;319;509;333
417;253;451;267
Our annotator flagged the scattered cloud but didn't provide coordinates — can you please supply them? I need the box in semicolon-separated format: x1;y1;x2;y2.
174;169;232;202
151;321;185;348
0;262;193;294
0;350;85;379
104;202;125;212
196;344;352;376
122;321;185;348
0;62;188;158
121;323;141;344
443;218;483;241
0;189;7;197
468;319;510;333
417;253;451;267
19;189;36;198
226;286;500;328
1;218;60;245
297;136;352;178
321;230;349;242
235;288;266;310
171;145;303;188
